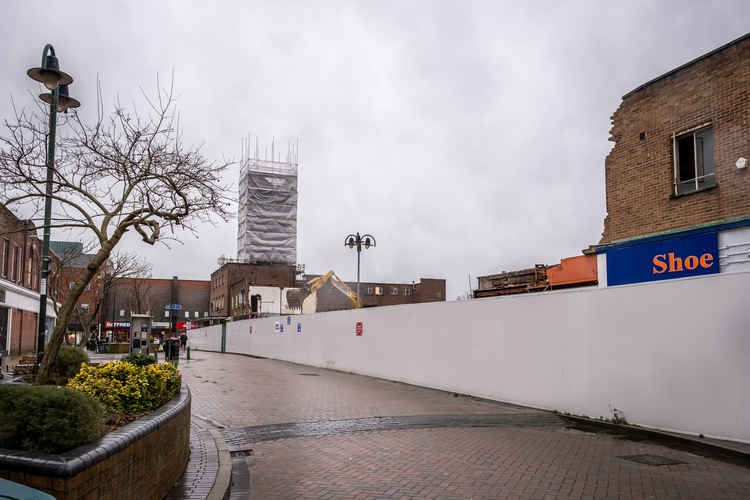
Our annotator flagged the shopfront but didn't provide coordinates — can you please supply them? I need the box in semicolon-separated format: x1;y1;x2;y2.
104;321;131;342
596;221;750;287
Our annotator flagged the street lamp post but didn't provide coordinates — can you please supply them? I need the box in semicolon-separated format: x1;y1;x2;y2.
344;232;376;308
27;44;80;366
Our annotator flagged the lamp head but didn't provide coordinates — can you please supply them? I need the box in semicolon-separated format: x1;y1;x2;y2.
27;54;73;90
40;84;80;112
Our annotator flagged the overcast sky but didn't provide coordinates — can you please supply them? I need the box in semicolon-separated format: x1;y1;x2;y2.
1;1;748;300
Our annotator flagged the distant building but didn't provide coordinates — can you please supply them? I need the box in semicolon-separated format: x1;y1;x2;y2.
295;274;446;313
50;241;101;342
591;33;750;286
210;261;297;318
102;276;210;341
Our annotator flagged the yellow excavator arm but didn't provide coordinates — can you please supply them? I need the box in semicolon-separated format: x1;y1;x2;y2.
307;270;359;308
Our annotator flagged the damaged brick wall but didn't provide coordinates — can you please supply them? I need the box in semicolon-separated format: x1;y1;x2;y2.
601;36;750;243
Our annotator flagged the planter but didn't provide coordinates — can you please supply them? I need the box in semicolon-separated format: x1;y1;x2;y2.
108;343;131;354
0;385;191;499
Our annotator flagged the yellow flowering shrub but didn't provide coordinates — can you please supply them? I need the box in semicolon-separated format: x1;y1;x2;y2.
68;361;181;415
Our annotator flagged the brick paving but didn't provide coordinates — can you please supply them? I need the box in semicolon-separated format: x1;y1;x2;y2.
165;417;220;500
182;352;533;428
182;351;750;499
244;427;750;500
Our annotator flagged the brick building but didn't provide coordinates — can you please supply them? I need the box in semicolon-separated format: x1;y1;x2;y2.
0;205;58;355
103;276;210;339
210;262;296;317
592;33;750;287
49;241;102;342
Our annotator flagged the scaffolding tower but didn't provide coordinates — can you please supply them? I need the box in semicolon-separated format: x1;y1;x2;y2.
237;137;299;265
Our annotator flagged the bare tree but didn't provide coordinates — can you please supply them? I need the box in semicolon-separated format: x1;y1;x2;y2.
0;82;231;383
124;272;153;315
68;252;152;348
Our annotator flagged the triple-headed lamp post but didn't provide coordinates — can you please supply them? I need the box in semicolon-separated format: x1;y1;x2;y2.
344;232;376;308
27;44;81;365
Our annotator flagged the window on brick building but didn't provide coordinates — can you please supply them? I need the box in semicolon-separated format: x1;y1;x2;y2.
165;310;169;318
80;303;89;310
120;309;125;317
10;245;17;281
366;287;373;295
184;311;189;318
194;311;199;318
26;247;32;287
674;125;715;195
403;287;412;296
390;287;398;295
375;286;384;296
1;239;8;277
14;246;21;283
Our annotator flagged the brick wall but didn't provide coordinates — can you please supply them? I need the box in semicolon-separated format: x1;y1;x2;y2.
104;278;210;323
601;36;750;243
210;263;296;317
413;278;447;303
8;309;37;355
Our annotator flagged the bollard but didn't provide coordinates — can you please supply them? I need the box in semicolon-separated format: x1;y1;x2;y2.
187;345;190;360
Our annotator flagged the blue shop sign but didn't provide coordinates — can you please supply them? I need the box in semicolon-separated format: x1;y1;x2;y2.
606;231;719;286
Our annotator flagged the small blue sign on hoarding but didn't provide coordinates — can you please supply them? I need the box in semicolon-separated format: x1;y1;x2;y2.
297;323;302;334
606;231;719;286
287;316;291;325
166;304;182;310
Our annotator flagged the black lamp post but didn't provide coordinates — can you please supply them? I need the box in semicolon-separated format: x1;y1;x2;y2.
344;232;376;308
27;44;80;366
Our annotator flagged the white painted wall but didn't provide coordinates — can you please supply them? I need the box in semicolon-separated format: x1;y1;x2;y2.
191;271;750;443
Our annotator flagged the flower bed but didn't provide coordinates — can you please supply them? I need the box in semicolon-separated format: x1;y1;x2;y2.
0;359;188;498
0;385;190;499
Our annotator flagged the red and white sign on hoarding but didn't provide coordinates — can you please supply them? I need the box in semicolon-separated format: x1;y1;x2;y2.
355;321;363;336
249;326;253;336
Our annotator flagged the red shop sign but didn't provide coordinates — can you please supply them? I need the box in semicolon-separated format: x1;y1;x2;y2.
355;321;363;336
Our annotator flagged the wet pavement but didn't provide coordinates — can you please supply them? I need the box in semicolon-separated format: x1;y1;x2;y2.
179;351;750;499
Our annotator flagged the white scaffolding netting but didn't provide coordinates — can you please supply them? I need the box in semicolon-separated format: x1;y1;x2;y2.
237;156;298;264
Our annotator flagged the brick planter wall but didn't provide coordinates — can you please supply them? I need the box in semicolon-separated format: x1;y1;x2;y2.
0;385;190;499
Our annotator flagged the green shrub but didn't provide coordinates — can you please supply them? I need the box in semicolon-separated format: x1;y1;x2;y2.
54;345;90;381
0;385;105;454
122;352;157;367
69;361;181;415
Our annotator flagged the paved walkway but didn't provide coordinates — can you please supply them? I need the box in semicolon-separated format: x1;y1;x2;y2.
178;351;750;500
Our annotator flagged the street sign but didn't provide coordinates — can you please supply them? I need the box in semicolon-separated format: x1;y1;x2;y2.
296;323;302;334
166;304;182;310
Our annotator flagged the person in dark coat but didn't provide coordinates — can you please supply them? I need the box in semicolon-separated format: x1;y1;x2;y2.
179;333;187;352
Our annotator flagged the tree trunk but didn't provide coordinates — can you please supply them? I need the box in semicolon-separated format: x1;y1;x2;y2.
36;236;120;384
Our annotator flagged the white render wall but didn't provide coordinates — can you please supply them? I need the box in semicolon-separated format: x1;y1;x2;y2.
190;271;750;443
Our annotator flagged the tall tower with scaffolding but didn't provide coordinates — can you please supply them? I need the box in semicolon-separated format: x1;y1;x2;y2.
237;138;299;265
